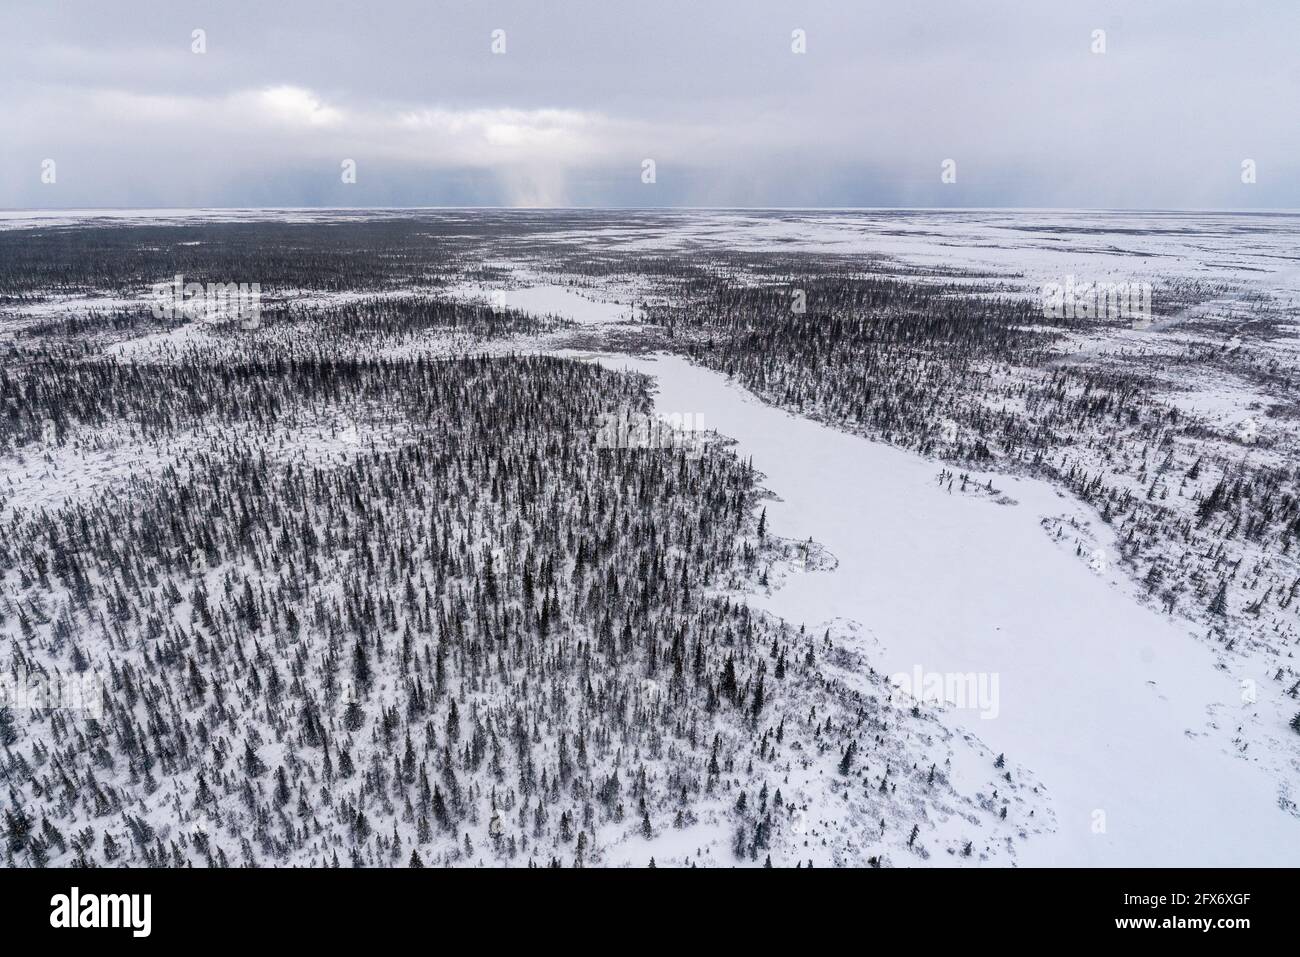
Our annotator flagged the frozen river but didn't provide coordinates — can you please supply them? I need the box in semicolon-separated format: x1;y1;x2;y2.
568;349;1297;866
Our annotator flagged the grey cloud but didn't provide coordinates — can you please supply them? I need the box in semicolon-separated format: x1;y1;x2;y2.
2;0;1297;208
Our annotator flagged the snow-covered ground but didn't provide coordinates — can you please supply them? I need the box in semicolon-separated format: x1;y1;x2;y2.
0;207;430;231
553;209;1300;299
444;281;642;326
417;254;1299;865
430;265;1300;864
6;209;1297;868
564;350;1296;866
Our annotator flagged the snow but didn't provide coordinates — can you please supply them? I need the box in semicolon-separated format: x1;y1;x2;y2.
444;281;640;326
1157;375;1273;429
555;350;1297;866
552;208;1300;302
102;320;213;358
8;207;1299;868
0;207;427;231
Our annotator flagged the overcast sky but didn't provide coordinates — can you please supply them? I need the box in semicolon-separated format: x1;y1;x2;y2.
2;0;1297;209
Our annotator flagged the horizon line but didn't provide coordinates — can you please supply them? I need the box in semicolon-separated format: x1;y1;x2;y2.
4;205;1300;216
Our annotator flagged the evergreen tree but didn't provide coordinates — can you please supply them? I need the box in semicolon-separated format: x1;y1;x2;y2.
838;740;857;776
0;707;17;747
1208;581;1229;617
244;741;267;778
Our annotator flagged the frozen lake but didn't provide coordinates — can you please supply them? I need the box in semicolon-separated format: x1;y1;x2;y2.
446;282;641;325
564;349;1296;866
